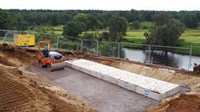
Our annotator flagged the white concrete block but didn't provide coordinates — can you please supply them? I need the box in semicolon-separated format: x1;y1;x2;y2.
166;85;180;97
118;79;136;92
66;59;180;101
102;75;118;84
90;70;97;76
136;86;165;101
65;61;71;67
94;72;102;79
71;64;76;69
118;79;129;88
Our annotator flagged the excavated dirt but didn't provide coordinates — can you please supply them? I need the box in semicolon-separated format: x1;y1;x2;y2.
0;45;95;112
1;45;200;112
166;94;200;112
0;64;95;112
0;44;37;67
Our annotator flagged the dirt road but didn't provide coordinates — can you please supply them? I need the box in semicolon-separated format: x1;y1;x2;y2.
27;66;158;112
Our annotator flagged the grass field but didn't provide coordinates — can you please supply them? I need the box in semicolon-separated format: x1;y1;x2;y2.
124;29;200;55
48;25;200;55
125;29;200;45
50;25;200;45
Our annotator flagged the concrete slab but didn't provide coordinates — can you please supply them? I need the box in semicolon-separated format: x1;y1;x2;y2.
26;66;158;112
66;59;180;101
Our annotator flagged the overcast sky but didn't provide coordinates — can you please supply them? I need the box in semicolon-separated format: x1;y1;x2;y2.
0;0;200;11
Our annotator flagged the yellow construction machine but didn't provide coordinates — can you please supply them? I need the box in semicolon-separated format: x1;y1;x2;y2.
14;34;35;47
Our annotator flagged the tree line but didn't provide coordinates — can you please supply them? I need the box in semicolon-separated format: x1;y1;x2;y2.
1;9;200;31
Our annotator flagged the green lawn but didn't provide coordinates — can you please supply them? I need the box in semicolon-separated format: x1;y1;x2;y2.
53;25;64;34
123;29;200;55
40;25;200;55
124;29;200;45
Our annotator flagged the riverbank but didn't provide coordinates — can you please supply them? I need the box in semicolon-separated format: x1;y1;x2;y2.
122;40;200;56
123;29;200;56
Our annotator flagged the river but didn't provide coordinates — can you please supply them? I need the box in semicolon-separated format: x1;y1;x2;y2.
122;48;200;71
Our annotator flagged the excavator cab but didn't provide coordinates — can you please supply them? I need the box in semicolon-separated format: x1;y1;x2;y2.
37;41;66;71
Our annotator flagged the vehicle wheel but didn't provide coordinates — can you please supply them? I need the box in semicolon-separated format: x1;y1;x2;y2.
38;60;45;68
47;64;52;72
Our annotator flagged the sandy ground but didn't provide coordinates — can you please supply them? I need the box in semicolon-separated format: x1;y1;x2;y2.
27;66;158;112
1;44;200;112
0;45;95;112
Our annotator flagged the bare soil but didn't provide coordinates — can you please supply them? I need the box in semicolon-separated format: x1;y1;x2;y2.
1;45;200;112
166;94;200;112
0;45;95;112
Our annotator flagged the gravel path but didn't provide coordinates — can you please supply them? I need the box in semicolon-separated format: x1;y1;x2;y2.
27;66;158;112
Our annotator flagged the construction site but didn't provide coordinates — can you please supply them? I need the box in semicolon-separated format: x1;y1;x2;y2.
0;34;200;112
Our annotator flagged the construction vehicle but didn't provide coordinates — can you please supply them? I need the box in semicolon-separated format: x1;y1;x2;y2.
14;34;35;47
37;40;66;71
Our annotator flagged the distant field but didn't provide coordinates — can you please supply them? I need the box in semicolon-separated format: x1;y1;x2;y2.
50;25;200;48
125;29;200;45
53;25;63;34
124;29;200;55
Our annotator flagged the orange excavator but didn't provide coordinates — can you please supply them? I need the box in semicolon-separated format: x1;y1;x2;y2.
37;40;66;71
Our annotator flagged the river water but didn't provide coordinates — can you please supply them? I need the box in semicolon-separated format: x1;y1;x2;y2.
122;48;200;71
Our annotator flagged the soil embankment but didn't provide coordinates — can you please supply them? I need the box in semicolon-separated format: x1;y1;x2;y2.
0;45;95;112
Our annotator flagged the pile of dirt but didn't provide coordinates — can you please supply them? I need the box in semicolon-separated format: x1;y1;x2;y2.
146;94;200;112
166;94;200;112
0;45;37;67
0;64;95;112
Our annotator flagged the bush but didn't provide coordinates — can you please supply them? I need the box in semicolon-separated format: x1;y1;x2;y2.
59;41;79;50
132;20;140;30
80;32;97;40
99;42;118;57
98;32;109;41
176;39;186;46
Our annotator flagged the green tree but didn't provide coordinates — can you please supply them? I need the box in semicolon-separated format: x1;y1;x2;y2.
14;17;28;30
98;32;109;41
145;13;184;46
63;21;86;37
0;9;12;29
182;13;198;29
109;15;128;41
153;12;171;25
73;13;98;30
132;20;140;29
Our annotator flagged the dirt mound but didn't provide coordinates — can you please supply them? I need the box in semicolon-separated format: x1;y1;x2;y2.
0;44;37;67
166;94;200;112
0;64;95;112
146;94;200;112
193;64;200;74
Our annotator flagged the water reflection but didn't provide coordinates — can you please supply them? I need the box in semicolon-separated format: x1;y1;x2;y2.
122;48;200;71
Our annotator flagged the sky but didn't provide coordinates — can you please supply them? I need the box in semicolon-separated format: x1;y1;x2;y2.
0;0;200;11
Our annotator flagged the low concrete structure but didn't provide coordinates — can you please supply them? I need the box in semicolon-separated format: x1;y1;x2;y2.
65;59;179;100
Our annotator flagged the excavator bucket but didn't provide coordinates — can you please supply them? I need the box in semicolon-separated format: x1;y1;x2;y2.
47;62;66;71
